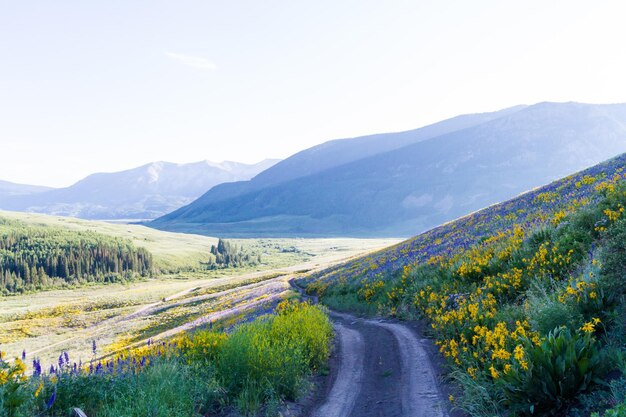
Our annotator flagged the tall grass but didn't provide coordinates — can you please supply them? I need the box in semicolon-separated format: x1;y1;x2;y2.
0;301;333;416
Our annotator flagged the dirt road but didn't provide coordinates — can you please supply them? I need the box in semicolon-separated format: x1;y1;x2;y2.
303;311;450;417
289;279;450;417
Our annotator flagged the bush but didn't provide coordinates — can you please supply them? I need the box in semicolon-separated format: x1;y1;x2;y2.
0;358;37;417
600;218;626;297
526;285;582;335
592;402;626;417
217;301;332;410
500;327;607;415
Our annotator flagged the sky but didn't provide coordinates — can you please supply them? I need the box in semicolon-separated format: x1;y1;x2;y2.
2;1;626;187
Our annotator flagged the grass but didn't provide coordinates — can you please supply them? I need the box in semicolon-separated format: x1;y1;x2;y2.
0;210;399;273
0;213;393;370
0;301;333;417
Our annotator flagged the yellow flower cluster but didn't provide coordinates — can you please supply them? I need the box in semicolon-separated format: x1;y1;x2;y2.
0;354;27;385
358;279;385;301
603;205;624;222
558;276;597;303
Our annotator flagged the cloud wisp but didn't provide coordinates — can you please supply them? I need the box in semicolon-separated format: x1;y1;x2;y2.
165;52;217;71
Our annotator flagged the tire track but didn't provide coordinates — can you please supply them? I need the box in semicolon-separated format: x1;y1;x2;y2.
312;323;364;417
375;321;447;417
310;311;449;417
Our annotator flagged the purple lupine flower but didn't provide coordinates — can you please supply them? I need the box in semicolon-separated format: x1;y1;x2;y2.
33;359;42;377
22;350;26;360
46;387;57;409
58;354;64;369
64;352;69;364
49;365;56;374
92;340;97;355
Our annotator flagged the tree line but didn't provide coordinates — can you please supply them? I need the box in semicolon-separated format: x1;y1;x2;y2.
0;217;153;294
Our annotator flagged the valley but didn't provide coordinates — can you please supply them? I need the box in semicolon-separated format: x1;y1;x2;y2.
4;3;626;415
0;211;397;369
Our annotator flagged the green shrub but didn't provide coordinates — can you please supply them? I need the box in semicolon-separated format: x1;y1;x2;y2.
500;327;607;415
0;358;37;417
600;218;626;297
217;301;332;408
526;286;582;335
592;402;626;417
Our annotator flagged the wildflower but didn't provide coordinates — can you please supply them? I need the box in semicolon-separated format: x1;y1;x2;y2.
449;394;454;403
92;340;98;355
33;359;42;377
46;387;57;409
581;321;595;333
35;382;44;398
489;365;500;379
22;350;26;360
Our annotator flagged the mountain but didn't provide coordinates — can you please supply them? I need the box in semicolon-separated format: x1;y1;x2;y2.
0;180;52;198
0;159;279;220
184;105;527;204
151;102;626;237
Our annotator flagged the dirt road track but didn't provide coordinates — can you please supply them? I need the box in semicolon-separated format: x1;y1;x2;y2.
308;312;450;417
312;323;364;417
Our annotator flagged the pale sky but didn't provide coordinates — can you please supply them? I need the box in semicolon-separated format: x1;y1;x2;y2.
2;1;626;187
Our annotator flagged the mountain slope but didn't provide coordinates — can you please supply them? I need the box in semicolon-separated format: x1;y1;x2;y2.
0;180;52;198
0;159;278;220
152;102;626;237
301;135;626;417
179;105;527;205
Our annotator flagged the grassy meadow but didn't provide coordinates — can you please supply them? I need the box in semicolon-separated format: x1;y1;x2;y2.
1;300;333;416
0;209;396;375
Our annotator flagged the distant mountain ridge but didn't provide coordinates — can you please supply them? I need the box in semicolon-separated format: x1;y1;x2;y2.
0;180;52;198
194;105;527;204
151;102;626;237
0;159;279;220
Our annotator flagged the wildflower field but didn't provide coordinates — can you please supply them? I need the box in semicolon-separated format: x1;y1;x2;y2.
0;209;392;416
0;300;332;416
303;153;626;416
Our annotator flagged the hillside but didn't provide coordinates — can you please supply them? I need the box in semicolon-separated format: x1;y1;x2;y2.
0;159;279;220
0;216;153;294
302;152;626;416
181;105;526;206
152;102;626;237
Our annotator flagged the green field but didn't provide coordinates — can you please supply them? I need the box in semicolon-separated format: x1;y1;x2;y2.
0;210;398;367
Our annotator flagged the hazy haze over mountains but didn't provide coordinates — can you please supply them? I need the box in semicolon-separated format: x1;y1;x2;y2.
0;180;52;198
152;102;626;237
0;159;278;220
